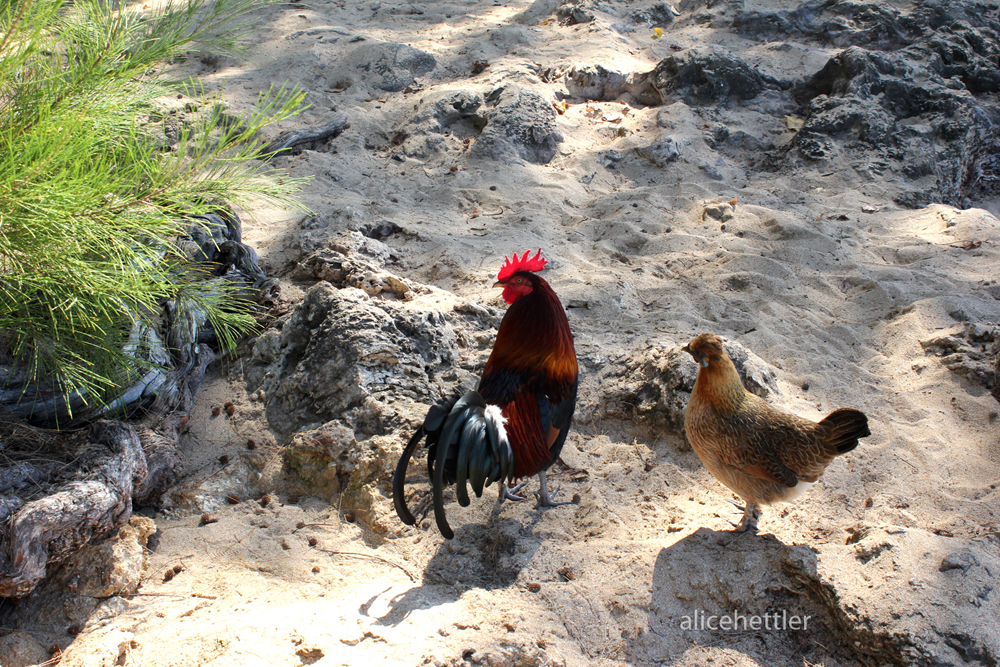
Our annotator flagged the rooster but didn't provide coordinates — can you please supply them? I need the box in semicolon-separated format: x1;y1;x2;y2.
393;249;578;539
683;333;870;532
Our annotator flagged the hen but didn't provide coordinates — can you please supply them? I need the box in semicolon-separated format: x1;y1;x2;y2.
683;333;869;532
393;249;578;538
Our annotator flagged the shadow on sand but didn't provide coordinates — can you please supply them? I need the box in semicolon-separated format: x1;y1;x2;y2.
638;527;856;666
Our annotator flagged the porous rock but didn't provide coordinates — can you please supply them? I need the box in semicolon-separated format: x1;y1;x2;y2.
635;136;682;167
49;515;156;598
649;48;770;105
920;322;1000;394
293;232;419;300
396;89;486;158
335;41;436;93
565;64;659;105
284;422;400;533
247;282;465;437
793;33;1000;206
0;631;50;667
733;0;921;48
471;85;563;164
566;49;774;107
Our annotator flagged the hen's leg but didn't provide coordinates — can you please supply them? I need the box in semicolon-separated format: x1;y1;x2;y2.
535;471;573;508
733;501;760;532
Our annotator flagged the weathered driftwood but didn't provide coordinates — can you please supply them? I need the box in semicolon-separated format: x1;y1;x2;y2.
0;421;144;597
0;208;270;598
259;113;350;157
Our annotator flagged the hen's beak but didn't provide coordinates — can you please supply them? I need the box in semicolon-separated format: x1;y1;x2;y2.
681;344;692;355
492;280;504;288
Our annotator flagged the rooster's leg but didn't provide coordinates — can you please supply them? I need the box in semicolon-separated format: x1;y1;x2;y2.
499;481;527;503
734;501;760;532
535;471;573;508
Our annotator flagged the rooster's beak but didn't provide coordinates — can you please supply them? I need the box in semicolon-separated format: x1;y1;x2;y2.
681;344;691;355
492;281;504;288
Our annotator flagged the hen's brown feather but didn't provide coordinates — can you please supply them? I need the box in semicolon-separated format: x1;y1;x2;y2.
683;333;869;528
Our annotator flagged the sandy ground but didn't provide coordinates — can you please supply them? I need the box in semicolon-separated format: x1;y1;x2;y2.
5;0;1000;665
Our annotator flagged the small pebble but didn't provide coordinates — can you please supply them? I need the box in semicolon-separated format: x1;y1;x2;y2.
288;495;299;504
296;648;324;659
259;494;271;507
282;538;291;550
163;569;174;582
67;624;82;636
173;564;184;574
527;582;541;592
344;511;355;523
312;566;321;573
224;401;236;417
218;455;230;465
308;537;318;547
296;521;306;529
246;438;257;450
211;405;221;417
199;513;218;526
226;494;240;504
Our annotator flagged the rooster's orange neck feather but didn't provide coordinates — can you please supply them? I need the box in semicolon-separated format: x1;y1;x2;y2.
485;273;577;382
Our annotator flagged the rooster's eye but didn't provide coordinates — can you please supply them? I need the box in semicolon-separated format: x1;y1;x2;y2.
515;278;523;284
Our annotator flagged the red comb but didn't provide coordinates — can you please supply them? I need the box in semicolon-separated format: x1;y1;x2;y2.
497;248;547;281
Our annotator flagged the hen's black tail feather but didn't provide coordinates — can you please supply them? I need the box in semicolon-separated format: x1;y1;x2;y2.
820;408;870;454
392;391;513;539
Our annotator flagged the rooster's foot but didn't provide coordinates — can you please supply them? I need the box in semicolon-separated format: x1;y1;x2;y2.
499;481;527;503
534;471;573;508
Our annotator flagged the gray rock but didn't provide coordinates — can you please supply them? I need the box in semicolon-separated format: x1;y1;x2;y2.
50;515;156;598
247;284;460;436
337;41;436;93
397;89;485;158
733;0;919;49
471;85;563;165
919;322;1000;394
940;551;979;572
0;631;50;667
635;136;682;167
650;48;769;105
629;2;677;27
792;27;1000;206
556;3;594;25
